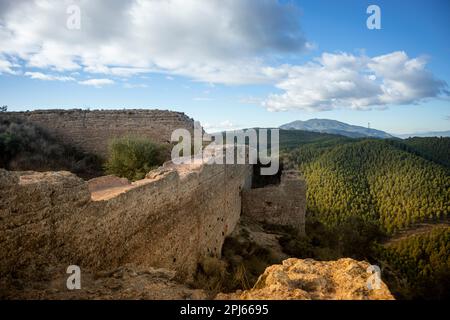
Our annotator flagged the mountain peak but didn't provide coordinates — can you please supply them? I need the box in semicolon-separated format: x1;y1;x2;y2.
280;119;393;139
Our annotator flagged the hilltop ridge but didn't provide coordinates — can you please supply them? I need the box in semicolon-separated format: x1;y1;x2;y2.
280;119;393;139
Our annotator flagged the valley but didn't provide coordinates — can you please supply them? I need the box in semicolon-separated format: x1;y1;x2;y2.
279;129;449;299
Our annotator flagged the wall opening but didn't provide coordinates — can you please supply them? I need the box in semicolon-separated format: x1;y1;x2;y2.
251;160;283;189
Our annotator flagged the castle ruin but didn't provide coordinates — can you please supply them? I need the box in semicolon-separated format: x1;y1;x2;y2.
0;109;306;295
1;109;195;158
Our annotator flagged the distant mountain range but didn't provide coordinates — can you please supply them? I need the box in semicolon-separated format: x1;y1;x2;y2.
395;131;450;138
280;119;393;139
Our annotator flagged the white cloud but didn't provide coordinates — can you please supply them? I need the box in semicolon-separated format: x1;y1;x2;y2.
78;78;114;87
0;55;17;74
25;71;75;82
0;1;446;110
263;51;448;111
0;0;306;84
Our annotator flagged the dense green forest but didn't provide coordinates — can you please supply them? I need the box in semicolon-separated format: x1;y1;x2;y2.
280;130;449;299
375;227;450;299
403;137;450;169
281;132;450;233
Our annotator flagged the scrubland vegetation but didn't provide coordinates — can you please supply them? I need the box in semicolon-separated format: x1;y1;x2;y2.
0;116;102;179
104;136;170;181
0;117;170;181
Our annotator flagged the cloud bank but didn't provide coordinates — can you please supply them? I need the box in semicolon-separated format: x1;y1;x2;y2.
263;51;448;111
0;0;306;84
0;0;447;110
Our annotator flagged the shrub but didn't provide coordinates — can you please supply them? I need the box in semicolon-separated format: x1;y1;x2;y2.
104;136;169;181
220;230;280;293
0;117;103;178
0;132;22;167
193;256;228;294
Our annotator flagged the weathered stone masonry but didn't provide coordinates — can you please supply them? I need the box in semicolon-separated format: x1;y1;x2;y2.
242;170;306;235
0;162;252;282
0;163;307;285
1;109;195;158
0;110;307;285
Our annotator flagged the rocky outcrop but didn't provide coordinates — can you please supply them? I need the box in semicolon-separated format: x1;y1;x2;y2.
1;264;207;300
217;258;394;300
2;258;394;300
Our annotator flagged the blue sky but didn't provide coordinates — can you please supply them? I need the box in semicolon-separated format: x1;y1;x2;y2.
0;0;449;134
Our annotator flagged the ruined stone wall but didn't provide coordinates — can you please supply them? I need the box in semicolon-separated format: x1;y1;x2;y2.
242;171;306;235
1;109;195;158
0;162;252;282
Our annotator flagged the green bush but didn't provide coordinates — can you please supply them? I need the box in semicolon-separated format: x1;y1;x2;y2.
104;136;169;181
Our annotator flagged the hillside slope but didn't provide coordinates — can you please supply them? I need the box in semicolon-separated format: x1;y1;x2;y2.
285;139;450;233
402;137;450;169
376;226;450;299
279;129;352;150
280;119;393;139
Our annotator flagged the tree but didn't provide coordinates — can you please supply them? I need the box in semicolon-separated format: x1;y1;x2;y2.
0;105;7;112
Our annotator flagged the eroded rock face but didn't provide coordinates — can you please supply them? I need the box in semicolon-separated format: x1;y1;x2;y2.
217;258;394;300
